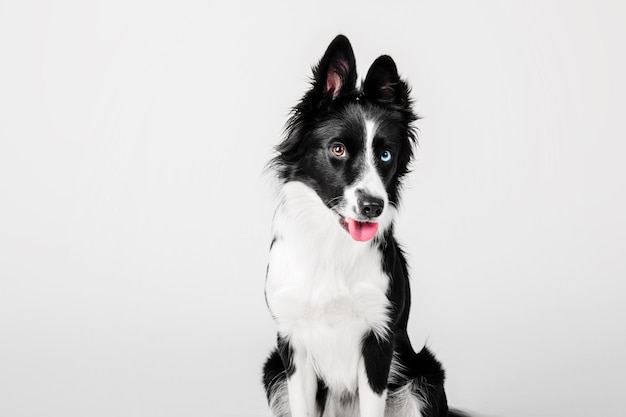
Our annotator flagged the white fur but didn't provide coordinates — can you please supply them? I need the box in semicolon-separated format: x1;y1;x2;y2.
266;349;426;417
266;180;391;413
266;181;391;382
265;120;425;415
287;350;318;417
386;355;426;416
358;357;387;417
268;377;290;417
342;119;395;234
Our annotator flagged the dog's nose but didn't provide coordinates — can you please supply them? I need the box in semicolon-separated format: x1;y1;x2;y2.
357;192;384;219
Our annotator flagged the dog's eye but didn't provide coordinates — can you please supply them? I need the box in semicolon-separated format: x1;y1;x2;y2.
331;144;346;158
380;149;392;163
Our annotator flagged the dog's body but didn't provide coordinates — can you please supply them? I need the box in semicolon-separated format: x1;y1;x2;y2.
263;36;460;417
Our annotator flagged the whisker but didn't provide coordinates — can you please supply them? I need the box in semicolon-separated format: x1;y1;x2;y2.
325;196;344;209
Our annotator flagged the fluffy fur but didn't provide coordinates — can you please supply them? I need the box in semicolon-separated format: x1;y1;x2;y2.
263;35;465;417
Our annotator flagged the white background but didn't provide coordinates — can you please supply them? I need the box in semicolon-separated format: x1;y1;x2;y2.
1;1;625;416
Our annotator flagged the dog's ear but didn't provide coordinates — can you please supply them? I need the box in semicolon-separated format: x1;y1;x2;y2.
363;55;409;105
313;35;357;100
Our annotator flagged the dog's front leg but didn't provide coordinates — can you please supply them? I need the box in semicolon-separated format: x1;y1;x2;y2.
278;336;317;417
358;359;387;417
287;347;318;417
359;332;393;417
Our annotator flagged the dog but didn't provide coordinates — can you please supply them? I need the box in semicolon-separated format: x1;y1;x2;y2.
262;35;466;417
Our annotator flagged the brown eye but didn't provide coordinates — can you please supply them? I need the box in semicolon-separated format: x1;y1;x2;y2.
331;144;346;158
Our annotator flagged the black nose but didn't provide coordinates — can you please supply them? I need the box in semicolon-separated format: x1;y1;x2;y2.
357;192;384;219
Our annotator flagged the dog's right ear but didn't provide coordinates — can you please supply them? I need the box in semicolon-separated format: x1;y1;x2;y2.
312;35;357;100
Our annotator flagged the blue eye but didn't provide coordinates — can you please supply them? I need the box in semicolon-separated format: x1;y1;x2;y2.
380;150;392;163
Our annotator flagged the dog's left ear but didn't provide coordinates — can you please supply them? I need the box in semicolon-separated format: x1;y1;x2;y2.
363;55;410;106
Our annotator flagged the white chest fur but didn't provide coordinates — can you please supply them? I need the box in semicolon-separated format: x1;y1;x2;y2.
265;182;390;393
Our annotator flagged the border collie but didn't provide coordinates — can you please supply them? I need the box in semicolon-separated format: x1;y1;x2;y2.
263;35;465;417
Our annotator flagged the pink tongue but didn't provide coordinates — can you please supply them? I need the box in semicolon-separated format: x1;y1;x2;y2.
347;219;379;242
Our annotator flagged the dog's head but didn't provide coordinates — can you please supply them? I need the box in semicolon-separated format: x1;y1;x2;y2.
272;35;417;242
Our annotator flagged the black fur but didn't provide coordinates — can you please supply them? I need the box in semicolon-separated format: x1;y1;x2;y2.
269;35;417;211
361;331;394;395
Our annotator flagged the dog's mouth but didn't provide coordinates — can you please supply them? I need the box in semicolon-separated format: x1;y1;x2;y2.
339;217;379;242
